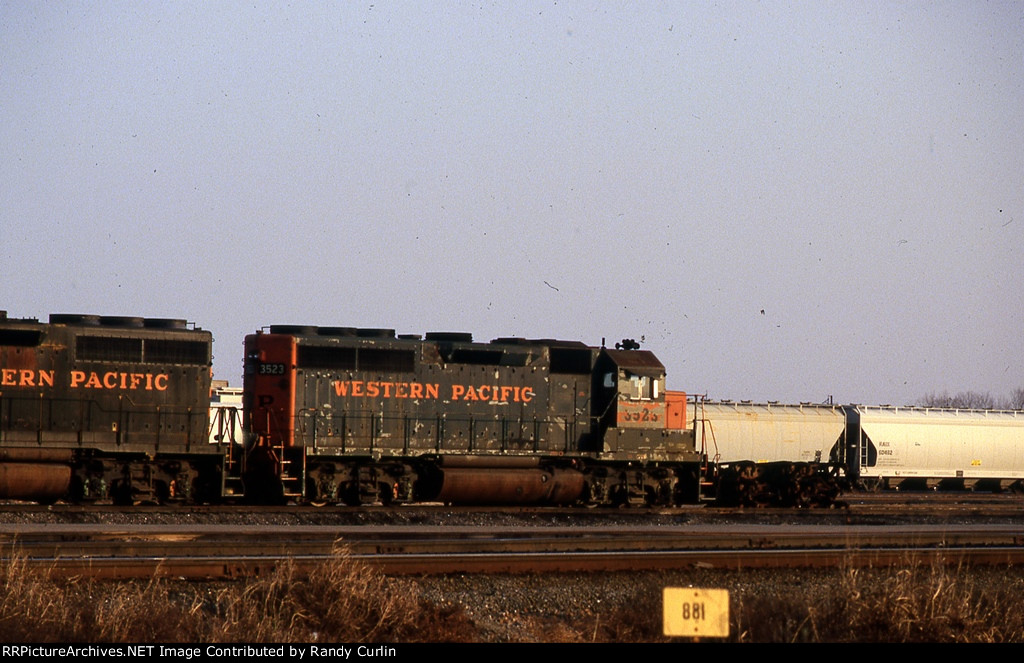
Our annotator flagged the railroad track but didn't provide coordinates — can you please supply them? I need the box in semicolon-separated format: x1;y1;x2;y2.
2;490;1023;522
1;522;1023;579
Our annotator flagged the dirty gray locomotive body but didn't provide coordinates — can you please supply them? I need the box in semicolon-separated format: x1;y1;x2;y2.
0;313;221;504
242;326;705;506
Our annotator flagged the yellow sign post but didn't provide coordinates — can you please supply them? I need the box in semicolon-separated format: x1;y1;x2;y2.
663;588;729;639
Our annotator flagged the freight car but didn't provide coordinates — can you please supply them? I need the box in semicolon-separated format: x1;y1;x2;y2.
0;312;224;504
843;405;1024;492
692;400;845;506
693;399;1024;504
241;326;710;506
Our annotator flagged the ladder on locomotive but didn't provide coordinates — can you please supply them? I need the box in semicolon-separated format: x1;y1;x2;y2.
264;409;305;501
692;397;722;502
243;410;306;502
276;441;305;501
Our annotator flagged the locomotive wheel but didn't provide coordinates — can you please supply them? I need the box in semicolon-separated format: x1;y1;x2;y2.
154;480;172;505
377;482;395;506
110;479;133;506
609;483;630;507
305;478;329;506
340;483;362;506
672;468;701;505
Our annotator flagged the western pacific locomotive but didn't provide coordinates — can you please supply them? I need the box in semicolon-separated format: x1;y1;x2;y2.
0;312;222;504
241;325;707;506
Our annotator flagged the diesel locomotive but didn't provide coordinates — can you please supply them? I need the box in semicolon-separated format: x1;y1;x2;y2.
242;325;708;506
0;312;223;504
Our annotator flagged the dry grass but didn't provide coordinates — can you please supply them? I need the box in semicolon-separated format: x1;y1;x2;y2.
730;559;1024;643
472;560;1024;643
0;551;1021;643
0;549;476;643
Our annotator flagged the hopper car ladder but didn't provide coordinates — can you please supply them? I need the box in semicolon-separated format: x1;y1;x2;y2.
692;397;721;503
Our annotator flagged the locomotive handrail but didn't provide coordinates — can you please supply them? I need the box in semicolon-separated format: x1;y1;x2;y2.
208;406;243;446
1;392;206;442
292;409;578;454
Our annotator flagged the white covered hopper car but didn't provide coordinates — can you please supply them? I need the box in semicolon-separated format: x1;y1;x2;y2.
847;405;1024;491
693;401;845;466
692;400;1024;499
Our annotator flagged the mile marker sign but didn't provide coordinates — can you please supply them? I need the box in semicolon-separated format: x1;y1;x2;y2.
663;588;729;638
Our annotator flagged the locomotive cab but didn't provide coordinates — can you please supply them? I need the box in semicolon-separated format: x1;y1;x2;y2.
592;347;698;463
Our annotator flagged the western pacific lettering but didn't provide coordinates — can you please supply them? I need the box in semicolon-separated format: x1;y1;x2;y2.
0;369;55;388
0;369;169;391
70;371;169;391
333;380;534;403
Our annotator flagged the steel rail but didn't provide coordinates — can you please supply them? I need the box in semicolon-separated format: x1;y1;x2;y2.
8;547;1024;579
1;523;1023;579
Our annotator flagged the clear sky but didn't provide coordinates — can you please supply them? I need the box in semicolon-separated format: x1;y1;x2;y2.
2;1;1021;406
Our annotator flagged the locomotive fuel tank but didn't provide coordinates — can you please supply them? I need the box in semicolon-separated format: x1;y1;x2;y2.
430;455;586;505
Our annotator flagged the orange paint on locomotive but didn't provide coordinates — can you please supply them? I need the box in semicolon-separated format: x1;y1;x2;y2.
69;370;169;391
332;380;534;403
0;368;55;387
